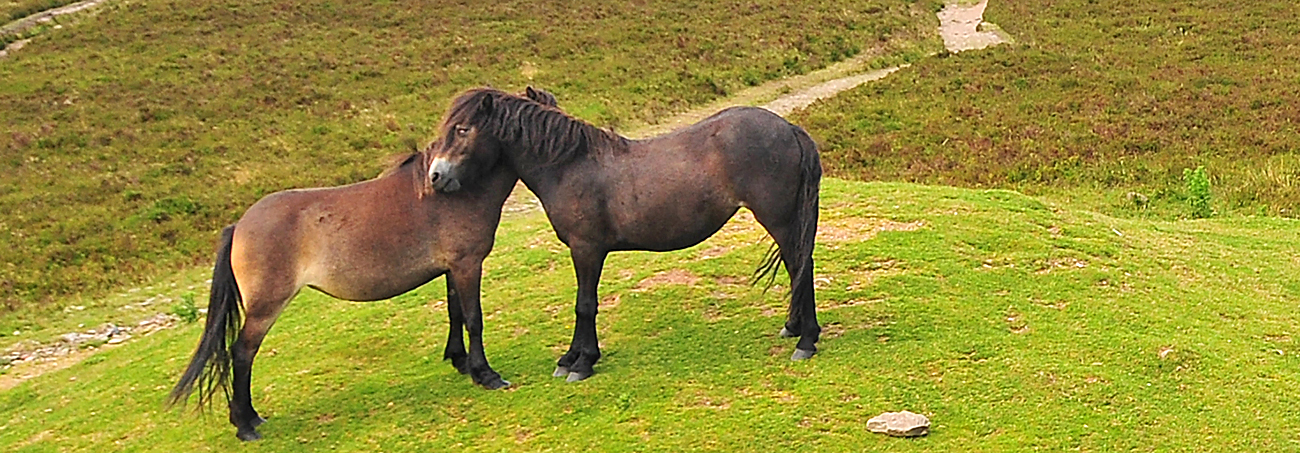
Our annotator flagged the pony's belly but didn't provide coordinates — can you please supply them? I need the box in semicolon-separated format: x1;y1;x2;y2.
306;266;442;302
612;205;738;252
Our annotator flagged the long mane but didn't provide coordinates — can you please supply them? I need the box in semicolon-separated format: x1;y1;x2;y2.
443;88;628;167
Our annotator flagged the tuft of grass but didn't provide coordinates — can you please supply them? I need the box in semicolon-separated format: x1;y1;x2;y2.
790;0;1300;220
1;180;1299;451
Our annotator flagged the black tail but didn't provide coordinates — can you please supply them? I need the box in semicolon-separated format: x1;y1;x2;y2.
785;126;821;320
753;125;822;308
167;224;242;410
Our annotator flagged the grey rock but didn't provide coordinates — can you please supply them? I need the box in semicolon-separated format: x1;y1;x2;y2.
867;410;930;437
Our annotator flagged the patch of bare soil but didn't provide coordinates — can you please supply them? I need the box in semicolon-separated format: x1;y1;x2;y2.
601;293;622;309
818;218;925;247
937;0;1011;53
634;269;701;290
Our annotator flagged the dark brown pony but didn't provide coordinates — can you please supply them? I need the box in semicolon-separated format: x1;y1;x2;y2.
425;87;822;382
168;88;557;441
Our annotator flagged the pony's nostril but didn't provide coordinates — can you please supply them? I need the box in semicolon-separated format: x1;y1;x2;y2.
430;172;441;182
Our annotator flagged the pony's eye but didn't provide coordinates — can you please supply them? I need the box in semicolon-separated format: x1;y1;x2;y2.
455;126;469;136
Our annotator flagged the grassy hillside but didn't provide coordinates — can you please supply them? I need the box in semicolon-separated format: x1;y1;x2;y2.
3;180;1299;451
0;0;942;312
792;0;1300;219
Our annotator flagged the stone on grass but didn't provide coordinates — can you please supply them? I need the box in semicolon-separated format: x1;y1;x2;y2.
867;410;930;437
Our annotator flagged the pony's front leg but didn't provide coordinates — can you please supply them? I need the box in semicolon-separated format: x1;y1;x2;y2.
448;263;510;389
442;278;470;375
554;247;607;382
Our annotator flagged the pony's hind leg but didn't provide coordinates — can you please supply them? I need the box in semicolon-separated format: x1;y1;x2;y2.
443;278;470;375
228;293;291;441
750;214;820;361
780;245;819;359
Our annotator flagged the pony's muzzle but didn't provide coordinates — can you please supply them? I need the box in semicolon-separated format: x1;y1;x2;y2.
427;158;462;192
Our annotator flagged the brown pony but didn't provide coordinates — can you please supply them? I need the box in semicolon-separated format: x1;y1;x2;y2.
425;87;822;382
168;87;558;441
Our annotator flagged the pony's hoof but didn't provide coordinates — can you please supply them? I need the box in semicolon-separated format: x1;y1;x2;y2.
236;429;262;442
566;370;593;382
482;378;511;390
780;327;799;338
552;366;569;378
791;348;816;361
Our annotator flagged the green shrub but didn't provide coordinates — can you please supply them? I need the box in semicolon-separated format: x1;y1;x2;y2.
171;291;199;324
1184;166;1212;219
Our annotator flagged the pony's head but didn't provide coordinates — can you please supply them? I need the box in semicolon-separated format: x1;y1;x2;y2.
427;86;557;192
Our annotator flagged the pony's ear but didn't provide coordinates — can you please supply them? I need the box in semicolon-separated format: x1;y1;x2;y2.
479;92;494;114
524;86;558;107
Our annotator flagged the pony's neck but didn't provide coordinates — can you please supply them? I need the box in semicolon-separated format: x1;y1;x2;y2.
505;148;567;204
494;105;626;201
500;134;607;205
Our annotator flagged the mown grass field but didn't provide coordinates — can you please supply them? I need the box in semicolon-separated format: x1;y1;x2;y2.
793;0;1300;220
0;0;940;317
3;179;1299;451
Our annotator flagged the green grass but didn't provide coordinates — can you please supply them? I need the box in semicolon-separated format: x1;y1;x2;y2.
792;0;1300;220
3;180;1299;451
0;0;940;314
6;1;1298;449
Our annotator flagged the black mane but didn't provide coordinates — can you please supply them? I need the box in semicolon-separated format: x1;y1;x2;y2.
444;88;628;166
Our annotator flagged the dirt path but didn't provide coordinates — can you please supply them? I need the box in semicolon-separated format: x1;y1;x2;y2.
759;67;903;117
938;0;1011;53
